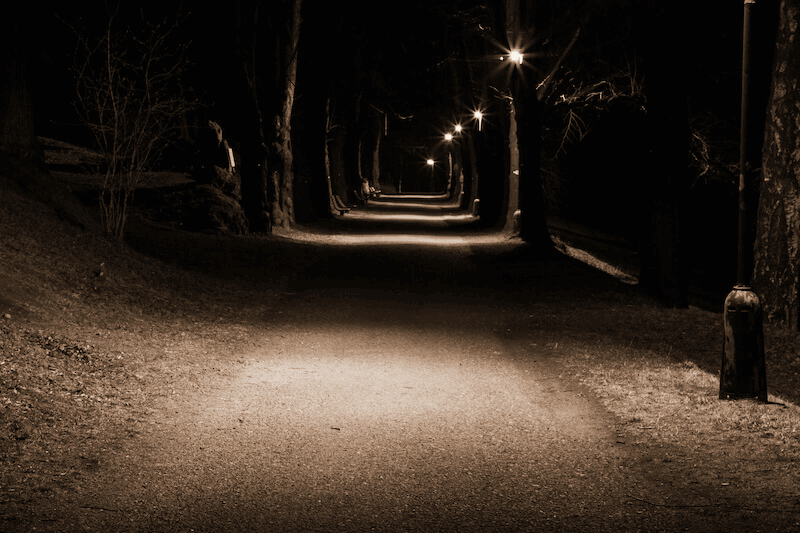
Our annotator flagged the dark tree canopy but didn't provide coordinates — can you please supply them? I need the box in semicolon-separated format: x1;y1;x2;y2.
3;0;790;313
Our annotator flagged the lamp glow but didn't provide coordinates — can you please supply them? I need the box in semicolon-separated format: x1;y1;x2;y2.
509;50;523;64
473;110;483;131
427;159;434;166
444;133;453;141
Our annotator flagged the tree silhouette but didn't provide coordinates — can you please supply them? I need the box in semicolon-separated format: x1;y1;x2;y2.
67;4;196;239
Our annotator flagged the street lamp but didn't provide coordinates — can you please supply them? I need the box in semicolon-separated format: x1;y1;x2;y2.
473;110;483;131
443;133;454;190
426;159;435;192
720;0;766;402
508;49;523;64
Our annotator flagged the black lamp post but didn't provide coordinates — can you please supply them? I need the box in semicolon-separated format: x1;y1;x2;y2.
720;0;767;402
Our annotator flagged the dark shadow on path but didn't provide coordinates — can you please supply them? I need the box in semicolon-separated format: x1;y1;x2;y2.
124;192;641;309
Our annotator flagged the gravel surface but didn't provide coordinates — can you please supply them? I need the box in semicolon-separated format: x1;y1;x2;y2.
4;192;799;532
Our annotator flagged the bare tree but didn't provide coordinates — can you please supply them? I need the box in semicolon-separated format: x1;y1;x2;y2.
69;4;195;239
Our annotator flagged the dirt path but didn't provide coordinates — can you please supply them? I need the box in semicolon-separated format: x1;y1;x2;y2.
6;195;797;532
52;284;647;532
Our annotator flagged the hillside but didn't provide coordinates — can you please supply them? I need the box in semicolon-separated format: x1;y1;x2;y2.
0;147;292;515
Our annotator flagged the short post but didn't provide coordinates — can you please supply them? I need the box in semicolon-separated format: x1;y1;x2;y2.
720;285;767;401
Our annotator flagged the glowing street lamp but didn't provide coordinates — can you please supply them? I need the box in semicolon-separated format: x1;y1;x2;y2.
443;132;455;189
508;49;523;64
426;158;436;192
473;110;483;131
454;124;462;133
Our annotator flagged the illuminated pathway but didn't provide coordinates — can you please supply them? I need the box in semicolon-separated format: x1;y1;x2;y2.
67;197;733;531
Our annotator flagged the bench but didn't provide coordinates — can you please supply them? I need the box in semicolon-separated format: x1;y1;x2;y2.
354;187;381;203
332;195;350;215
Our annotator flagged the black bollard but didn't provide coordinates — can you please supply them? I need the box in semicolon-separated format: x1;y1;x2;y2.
720;285;767;401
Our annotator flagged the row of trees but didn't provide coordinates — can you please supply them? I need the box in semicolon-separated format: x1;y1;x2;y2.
1;0;799;329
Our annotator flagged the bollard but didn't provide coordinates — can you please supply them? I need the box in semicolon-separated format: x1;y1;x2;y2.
720;285;767;401
472;198;480;217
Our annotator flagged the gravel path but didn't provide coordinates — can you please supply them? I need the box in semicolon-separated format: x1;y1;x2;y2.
18;195;781;532
74;290;648;532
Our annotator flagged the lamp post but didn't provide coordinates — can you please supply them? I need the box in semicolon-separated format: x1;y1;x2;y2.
504;46;523;236
427;159;435;192
444;133;454;192
720;0;766;402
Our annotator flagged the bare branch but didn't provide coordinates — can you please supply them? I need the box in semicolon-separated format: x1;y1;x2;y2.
66;4;197;239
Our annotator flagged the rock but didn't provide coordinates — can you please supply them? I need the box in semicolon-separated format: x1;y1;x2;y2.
212;166;241;200
181;184;248;235
190;165;241;200
191;120;241;204
195;121;229;170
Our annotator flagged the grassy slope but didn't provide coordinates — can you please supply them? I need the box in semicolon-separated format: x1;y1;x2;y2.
0;164;286;511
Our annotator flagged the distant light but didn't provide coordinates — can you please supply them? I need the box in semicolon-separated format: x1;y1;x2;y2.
509;50;523;64
427;159;434;166
473;110;483;131
454;124;462;133
444;133;453;141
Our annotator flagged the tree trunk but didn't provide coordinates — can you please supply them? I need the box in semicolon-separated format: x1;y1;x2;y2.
235;0;271;233
462;130;478;210
369;109;382;191
504;98;520;232
0;58;38;163
327;100;348;201
343;92;367;203
458;36;482;211
503;0;552;245
741;0;781;284
268;0;302;229
234;0;301;232
753;0;800;329
0;6;40;164
515;93;550;244
310;95;334;218
0;5;100;234
639;1;690;307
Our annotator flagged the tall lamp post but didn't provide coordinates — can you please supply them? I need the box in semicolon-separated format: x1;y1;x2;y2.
720;0;767;402
444;133;454;192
